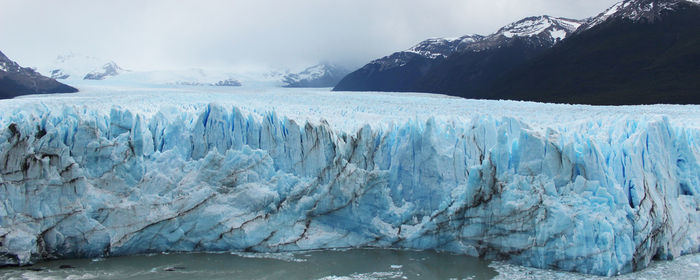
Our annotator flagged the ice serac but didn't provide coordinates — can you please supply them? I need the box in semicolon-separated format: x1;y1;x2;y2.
0;104;698;276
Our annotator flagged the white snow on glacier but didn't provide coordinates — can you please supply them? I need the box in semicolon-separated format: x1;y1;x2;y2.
0;85;699;276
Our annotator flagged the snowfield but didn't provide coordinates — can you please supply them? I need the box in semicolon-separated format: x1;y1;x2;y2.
0;85;698;276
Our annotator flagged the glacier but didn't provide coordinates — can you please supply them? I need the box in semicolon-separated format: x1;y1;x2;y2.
0;87;699;276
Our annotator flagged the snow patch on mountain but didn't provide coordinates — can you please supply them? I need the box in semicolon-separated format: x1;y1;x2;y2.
364;15;583;72
0;53;22;74
496;16;582;39
405;35;483;59
549;29;568;40
581;0;700;31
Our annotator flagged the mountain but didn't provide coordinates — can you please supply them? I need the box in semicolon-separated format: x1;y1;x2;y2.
171;78;242;87
43;54;125;81
83;61;124;80
333;16;583;94
212;78;242;87
486;0;700;105
0;50;78;99
282;63;350;88
335;0;700;105
580;0;700;30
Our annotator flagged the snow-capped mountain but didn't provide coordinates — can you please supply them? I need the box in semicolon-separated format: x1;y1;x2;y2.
42;53;125;81
212;78;242;87
40;53;342;88
485;0;700;104
170;78;242;87
405;34;484;59
282;63;349;88
493;16;583;42
335;0;700;105
581;0;700;30
44;63;247;88
377;15;582;72
83;61;124;80
334;15;584;93
0;50;77;99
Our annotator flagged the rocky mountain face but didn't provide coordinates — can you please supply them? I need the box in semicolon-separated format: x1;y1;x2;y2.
486;0;700;105
333;16;583;94
335;0;700;105
0;51;78;99
580;0;700;30
282;63;350;88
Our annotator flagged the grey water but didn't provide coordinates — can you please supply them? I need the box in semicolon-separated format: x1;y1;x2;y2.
0;249;497;280
2;250;699;280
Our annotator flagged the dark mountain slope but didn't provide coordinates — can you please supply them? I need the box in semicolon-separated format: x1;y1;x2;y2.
487;1;700;105
0;51;78;99
334;16;582;95
334;53;441;92
414;37;553;96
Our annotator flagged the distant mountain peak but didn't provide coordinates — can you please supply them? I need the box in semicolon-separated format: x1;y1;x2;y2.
496;15;584;41
406;34;484;59
401;15;584;61
581;0;700;30
282;63;349;88
83;61;125;80
301;63;338;76
42;53;125;80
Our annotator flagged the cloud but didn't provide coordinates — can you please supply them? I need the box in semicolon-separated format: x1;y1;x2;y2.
0;0;619;70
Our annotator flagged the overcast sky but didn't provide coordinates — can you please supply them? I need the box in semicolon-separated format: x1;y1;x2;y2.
0;0;619;71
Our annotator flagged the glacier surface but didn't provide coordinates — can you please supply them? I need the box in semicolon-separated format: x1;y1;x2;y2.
0;87;699;276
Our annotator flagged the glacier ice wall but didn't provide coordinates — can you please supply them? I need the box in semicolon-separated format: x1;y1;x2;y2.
0;104;698;276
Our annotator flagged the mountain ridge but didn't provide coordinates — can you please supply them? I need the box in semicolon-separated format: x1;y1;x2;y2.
333;15;584;93
42;53;126;81
334;0;700;105
485;0;700;104
0;50;78;99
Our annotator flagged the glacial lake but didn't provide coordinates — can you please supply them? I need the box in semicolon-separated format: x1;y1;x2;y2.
1;249;698;280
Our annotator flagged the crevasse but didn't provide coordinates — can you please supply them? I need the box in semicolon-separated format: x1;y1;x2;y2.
0;104;698;276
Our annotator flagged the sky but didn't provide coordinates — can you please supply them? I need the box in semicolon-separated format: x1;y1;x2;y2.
0;0;619;71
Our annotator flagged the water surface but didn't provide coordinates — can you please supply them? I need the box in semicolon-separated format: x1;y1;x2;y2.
0;249;497;280
2;250;699;279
